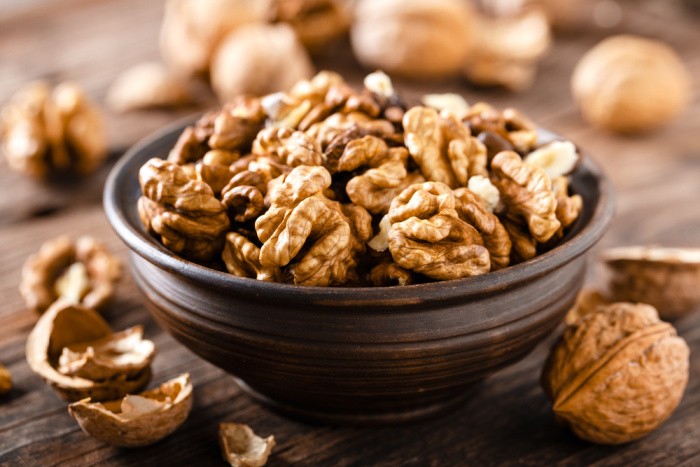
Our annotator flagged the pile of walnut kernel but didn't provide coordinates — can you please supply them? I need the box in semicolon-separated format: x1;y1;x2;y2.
138;71;582;287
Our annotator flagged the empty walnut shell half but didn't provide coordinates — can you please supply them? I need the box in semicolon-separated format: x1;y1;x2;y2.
219;422;275;467
542;302;689;445
603;246;700;320
69;373;192;448
20;236;121;314
26;301;153;402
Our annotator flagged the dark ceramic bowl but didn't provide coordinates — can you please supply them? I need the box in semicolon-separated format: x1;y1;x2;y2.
104;117;615;425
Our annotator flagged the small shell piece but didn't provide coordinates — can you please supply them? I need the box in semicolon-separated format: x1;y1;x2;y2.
26;302;153;402
603;246;700;320
0;363;12;396
20;236;122;314
68;373;193;448
219;422;275;467
542;302;689;444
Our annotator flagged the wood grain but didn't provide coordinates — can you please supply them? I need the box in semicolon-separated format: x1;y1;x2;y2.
0;0;699;465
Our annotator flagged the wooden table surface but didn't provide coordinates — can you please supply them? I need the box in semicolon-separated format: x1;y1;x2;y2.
1;1;699;465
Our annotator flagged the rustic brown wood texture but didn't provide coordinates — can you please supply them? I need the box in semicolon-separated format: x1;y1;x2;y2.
0;1;699;465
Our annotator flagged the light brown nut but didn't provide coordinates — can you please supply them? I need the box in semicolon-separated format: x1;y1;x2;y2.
252;127;322;167
463;9;551;91
219;422;275;467
454;188;511;270
369;260;416;287
222;185;265;223
168;125;208;165
57;326;155;382
602;246;700;320
68;373;193;448
564;288;611;326
0;364;12;396
208;96;266;152
387;182;491;280
464;103;538;154
572;35;691;133
491;151;560;243
1;81;106;179
501;215;537;264
347;165;425;216
196;149;241;195
160;0;271;76
351;0;474;79
306;112;395;150
403;107;486;188
222;232;280;282
270;0;351;51
421;93;470;119
106;62;192;112
542;303;689;445
467;175;500;213
26;301;153;402
138;158;230;261
20;236;121;314
552;176;582;230
210;23;314;102
259;196;353;286
524;141;579;180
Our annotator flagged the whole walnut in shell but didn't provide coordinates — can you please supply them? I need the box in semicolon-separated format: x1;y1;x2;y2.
603;246;700;320
542;302;689;445
571;35;691;133
160;0;272;76
210;23;314;102
351;0;474;79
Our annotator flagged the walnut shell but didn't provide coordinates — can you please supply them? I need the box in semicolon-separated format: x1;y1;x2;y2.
68;373;192;447
603;246;700;320
219;422;275;467
26;301;153;402
571;35;691;133
106;62;192;112
351;0;474;79
542;302;689;445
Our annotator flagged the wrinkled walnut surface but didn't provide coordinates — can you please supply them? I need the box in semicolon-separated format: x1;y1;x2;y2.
542;302;689;445
68;373;192;447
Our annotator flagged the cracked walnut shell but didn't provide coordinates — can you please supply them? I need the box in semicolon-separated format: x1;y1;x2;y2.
0;81;106;179
20;236;121;314
69;373;192;447
572;35;691;133
603;246;700;320
542;302;689;445
26;301;153;402
219;422;276;467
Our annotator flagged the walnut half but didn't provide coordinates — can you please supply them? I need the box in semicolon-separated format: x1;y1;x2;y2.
219;422;275;467
542;302;689;444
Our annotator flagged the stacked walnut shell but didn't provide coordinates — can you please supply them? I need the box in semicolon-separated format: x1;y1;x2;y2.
137;71;583;287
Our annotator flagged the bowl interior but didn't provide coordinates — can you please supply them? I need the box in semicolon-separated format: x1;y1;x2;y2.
104;116;615;304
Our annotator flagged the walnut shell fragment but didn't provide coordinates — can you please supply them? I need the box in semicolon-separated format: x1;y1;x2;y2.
106;62;193;112
26;301;153;402
68;373;192;448
0;363;12;396
542;302;689;445
20;236;122;314
603;246;700;320
219;422;276;467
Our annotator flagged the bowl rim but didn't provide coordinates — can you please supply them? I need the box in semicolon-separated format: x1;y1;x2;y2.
104;114;615;303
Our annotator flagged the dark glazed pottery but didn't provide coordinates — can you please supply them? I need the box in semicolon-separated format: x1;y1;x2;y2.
104;117;615;425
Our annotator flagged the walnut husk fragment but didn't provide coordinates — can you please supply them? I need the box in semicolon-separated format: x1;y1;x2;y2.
68;373;192;447
26;301;154;402
20;236;121;314
219;422;276;467
542;302;689;445
603;246;700;320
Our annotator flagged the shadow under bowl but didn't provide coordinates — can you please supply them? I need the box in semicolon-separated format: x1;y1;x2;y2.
104;117;615;425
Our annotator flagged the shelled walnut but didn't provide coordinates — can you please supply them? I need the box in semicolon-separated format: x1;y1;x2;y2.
26;301;154;402
0;81;106;180
269;0;351;51
602;246;700;320
69;373;192;447
542;302;689;444
139;70;584;286
20;236;121;314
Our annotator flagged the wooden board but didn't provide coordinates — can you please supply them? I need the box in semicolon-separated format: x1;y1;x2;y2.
1;0;699;464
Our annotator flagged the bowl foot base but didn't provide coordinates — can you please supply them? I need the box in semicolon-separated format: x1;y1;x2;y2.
233;377;482;426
